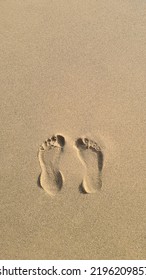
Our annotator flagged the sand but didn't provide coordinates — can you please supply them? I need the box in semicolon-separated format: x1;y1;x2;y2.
0;0;146;259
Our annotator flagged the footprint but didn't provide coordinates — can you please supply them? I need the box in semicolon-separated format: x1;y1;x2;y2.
38;135;65;196
75;137;103;194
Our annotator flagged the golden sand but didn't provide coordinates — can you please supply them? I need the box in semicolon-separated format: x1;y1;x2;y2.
0;0;146;259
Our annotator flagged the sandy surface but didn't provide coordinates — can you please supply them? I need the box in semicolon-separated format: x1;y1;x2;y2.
0;0;146;259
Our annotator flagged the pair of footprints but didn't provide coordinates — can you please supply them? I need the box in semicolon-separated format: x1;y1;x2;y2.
38;135;104;196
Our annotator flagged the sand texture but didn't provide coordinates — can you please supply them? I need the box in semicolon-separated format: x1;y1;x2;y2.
0;0;146;259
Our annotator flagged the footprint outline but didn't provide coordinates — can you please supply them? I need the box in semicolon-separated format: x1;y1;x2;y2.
38;134;65;197
75;137;104;194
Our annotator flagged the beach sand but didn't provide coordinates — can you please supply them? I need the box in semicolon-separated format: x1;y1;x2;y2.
0;0;146;259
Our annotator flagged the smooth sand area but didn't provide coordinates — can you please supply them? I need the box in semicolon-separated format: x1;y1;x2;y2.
0;0;146;259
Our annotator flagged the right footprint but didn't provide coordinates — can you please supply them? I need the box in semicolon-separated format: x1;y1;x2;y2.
75;137;104;194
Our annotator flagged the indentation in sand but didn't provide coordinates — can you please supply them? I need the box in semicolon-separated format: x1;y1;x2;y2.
38;135;65;196
75;137;104;194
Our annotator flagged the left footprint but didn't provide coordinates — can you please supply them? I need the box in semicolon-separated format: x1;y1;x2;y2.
38;135;65;196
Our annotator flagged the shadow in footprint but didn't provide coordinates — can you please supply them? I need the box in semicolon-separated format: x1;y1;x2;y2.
57;135;65;147
97;150;104;172
37;174;42;189
37;171;63;191
75;138;87;150
79;182;88;194
56;171;63;191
